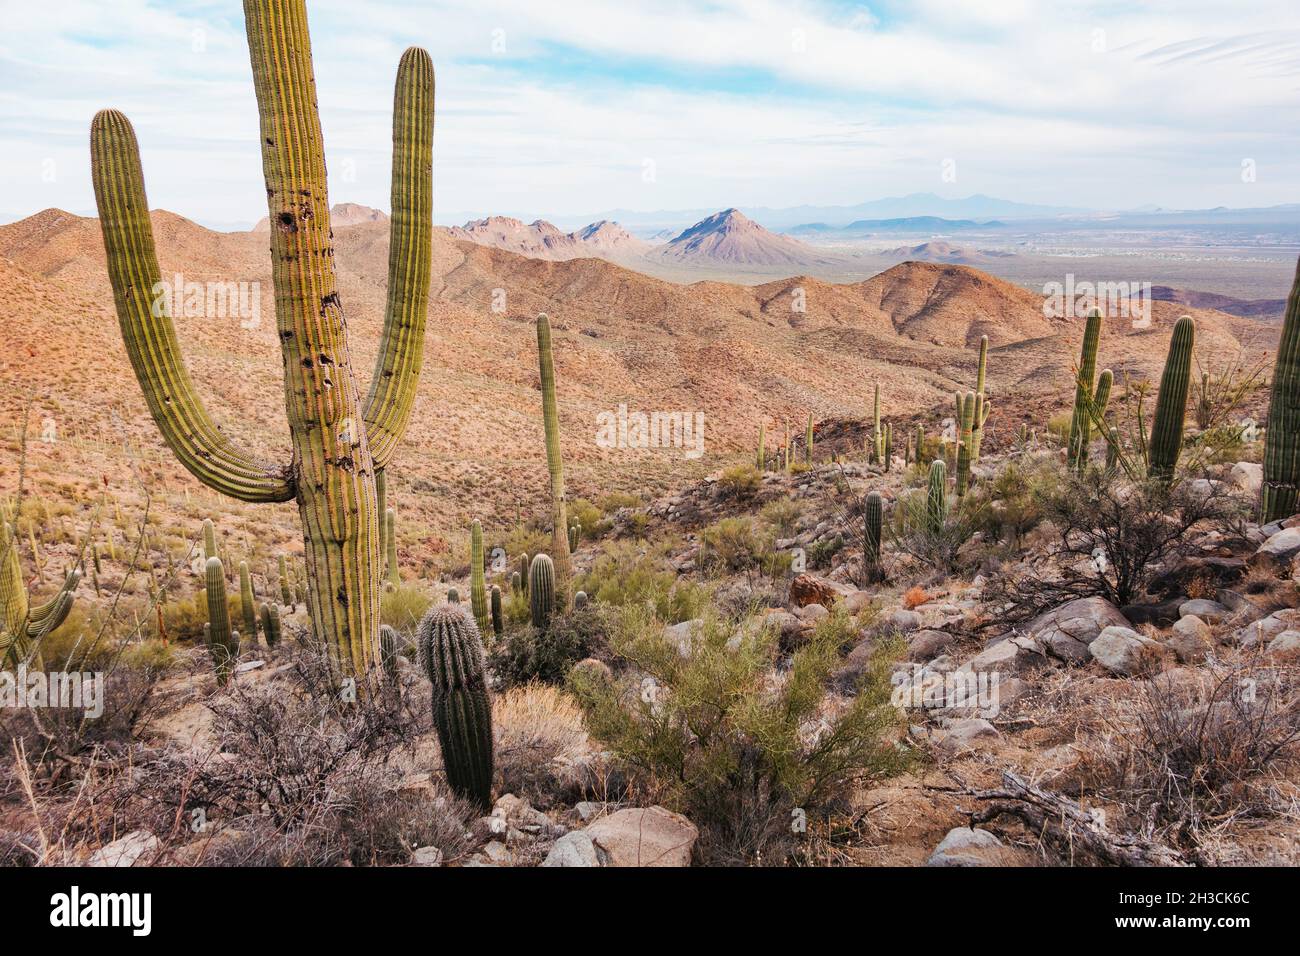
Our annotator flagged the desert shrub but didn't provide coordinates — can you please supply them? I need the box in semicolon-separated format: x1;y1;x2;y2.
716;464;761;499
889;486;986;574
621;511;651;539
504;526;553;563
806;534;844;570
567;498;611;539
576;542;708;623
568;605;910;865
599;491;642;513
1080;661;1300;845
494;683;592;808
759;498;803;535
1046;411;1073;445
490;606;607;687
971;458;1058;545
380;580;434;635
697;516;775;577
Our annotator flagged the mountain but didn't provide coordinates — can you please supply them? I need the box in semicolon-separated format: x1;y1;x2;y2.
0;207;1271;545
840;217;1005;234
652;209;843;268
1150;286;1287;321
252;202;387;232
879;241;1016;266
444;216;649;262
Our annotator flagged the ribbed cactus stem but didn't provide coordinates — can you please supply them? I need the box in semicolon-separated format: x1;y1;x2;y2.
518;553;530;595
490;585;503;637
90;2;436;686
568;523;579;554
927;461;948;535
417;605;494;809
872;383;882;464
278;554;292;607
447;588;460;604
1;522;80;668
469;520;489;634
239;561;258;648
883;422;893;472
259;602;281;648
536;313;573;612
757;422;766;470
385;508;399;586
805;413;814;464
204;556;237;684
529;553;555;631
915;423;925;465
202;519;218;560
1148;316;1195;481
379;624;400;684
511;570;522;595
1068;310;1103;470
864;492;882;581
574;590;589;609
1261;259;1300;522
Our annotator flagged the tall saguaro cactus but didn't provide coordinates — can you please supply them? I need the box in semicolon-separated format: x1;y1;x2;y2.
864;492;883;582
1148;316;1195;481
90;2;434;684
1262;260;1300;522
536;314;573;612
469;520;489;634
1067;310;1113;471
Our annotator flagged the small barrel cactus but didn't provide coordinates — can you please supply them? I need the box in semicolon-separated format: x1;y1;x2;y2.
530;553;555;630
447;587;460;604
574;589;589;609
416;604;494;810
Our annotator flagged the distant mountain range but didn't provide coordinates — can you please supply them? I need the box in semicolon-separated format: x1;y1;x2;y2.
788;216;1007;236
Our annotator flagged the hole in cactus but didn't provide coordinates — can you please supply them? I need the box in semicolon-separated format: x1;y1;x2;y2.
301;357;313;368
277;212;297;233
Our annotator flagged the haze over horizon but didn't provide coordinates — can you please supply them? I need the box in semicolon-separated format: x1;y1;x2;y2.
3;0;1299;230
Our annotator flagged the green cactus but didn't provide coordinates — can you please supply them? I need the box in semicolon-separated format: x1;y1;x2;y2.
376;468;388;563
447;588;460;604
757;422;766;470
1;522;80;669
490;585;503;637
971;335;989;460
574;590;589;609
90;4;435;685
915;423;926;466
883;422;893;473
277;554;292;607
1067;310;1114;471
518;553;530;595
384;509;399;588
1148;316;1195;481
805;413;814;464
238;560;258;648
202;518;218;561
259;602;281;648
529;553;555;631
204;556;238;684
568;522;579;554
864;491;883;582
871;384;882;464
511;570;522;595
379;624;400;684
536;313;574;612
1262;260;1300;521
927;460;948;535
956;392;976;495
416;605;494;810
469;520;489;634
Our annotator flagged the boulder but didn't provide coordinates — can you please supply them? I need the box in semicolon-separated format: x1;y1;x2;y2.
1121;598;1185;628
410;846;444;867
887;608;923;633
965;635;1043;675
1230;461;1263;495
1167;615;1212;663
788;574;849;609
908;629;955;662
664;619;704;657
541;831;600;867
1089;626;1167;676
584;806;698;867
1252;526;1300;568
87;830;159;868
1027;597;1129;660
1178;599;1228;624
1148;557;1245;598
1234;608;1300;647
934;718;1000;754
841;590;875;615
1269;631;1300;657
925;827;1011;866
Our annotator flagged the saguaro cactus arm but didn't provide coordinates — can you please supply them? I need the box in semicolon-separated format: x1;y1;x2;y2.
89;111;295;504
363;47;435;469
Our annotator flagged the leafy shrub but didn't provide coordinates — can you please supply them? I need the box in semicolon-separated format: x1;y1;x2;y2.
806;534;844;570
490;606;607;687
569;605;910;865
759;498;802;535
889;486;985;574
576;542;708;623
697;517;772;576
380;580;434;636
717;464;761;499
567;498;611;540
599;491;642;513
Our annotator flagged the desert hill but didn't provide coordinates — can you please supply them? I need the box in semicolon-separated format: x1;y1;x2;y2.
444;216;650;263
0;207;1274;562
252;202;387;232
880;241;1015;267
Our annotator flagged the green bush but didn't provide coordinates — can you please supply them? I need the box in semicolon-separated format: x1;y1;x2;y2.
490;606;608;686
380;580;434;635
576;542;708;624
569;605;910;865
599;492;642;514
759;498;802;535
717;464;761;499
567;498;611;539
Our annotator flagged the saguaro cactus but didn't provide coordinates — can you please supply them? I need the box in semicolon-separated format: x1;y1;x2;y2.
757;422;766;470
90;3;434;685
416;605;494;810
384;509;399;587
490;585;503;637
971;335;989;461
864;491;883;581
238;561;258;648
805;414;814;464
956;392;976;495
871;384;883;464
1067;310;1113;471
927;460;948;535
259;602;281;648
204;556;238;684
202;518;218;560
1263;260;1300;522
536;313;573;612
529;553;555;631
0;522;80;669
469;520;489;634
379;624;400;684
1148;316;1195;481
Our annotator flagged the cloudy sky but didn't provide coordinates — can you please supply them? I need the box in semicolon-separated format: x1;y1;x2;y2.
1;0;1298;228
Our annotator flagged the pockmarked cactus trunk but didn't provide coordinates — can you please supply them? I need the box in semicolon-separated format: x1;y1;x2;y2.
90;1;434;686
1262;259;1300;522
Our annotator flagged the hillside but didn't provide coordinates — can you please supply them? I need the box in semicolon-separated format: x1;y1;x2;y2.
652;208;844;268
0;208;1274;569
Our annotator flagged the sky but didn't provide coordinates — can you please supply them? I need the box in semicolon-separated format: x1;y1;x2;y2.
1;0;1298;228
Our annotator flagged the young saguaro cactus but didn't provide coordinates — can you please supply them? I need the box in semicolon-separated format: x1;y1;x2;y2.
757;422;766;470
805;414;815;464
490;585;503;637
536;313;573;612
416;605;494;810
872;384;883;464
529;553;555;631
238;561;258;648
259;602;282;648
204;556;238;684
0;522;80;669
469;520;489;634
927;460;948;535
864;491;883;582
1148;316;1195;481
379;624;400;684
1262;260;1300;522
90;2;435;686
1067;310;1113;471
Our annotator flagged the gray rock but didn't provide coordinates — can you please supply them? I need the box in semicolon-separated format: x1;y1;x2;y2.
1231;462;1263;495
1167;616;1212;663
1178;599;1228;623
1254;526;1300;566
410;846;443;867
574;801;614;823
966;634;1043;674
888;609;923;633
841;590;874;614
908;629;955;662
541;831;600;867
926;827;1007;866
1027;597;1129;658
87;830;159;868
664;619;704;657
935;718;1000;754
585;806;698;867
1089;626;1166;676
1269;631;1300;656
1235;608;1300;647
